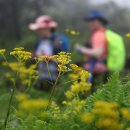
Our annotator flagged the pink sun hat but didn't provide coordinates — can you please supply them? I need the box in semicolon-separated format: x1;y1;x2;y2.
29;15;58;30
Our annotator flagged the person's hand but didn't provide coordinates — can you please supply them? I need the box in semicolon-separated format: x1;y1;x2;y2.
54;38;62;47
75;44;83;52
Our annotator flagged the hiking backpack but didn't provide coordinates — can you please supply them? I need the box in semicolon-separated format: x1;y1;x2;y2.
106;30;125;71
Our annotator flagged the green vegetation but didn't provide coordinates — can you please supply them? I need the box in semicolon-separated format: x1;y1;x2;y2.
0;48;130;130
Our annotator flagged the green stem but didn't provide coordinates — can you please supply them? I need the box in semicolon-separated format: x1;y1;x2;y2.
46;73;61;110
3;84;16;130
2;54;9;66
25;76;32;93
46;61;53;82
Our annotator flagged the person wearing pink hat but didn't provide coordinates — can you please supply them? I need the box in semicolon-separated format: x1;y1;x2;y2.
29;15;70;90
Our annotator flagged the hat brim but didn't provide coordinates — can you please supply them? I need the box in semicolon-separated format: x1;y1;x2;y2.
29;21;58;31
84;17;108;25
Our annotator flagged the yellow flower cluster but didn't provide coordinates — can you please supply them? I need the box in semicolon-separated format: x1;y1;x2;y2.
70;82;91;94
80;101;130;130
56;52;71;64
126;33;130;37
16;93;49;120
120;108;130;120
3;62;38;86
50;101;60;112
35;52;72;73
65;29;80;36
70;64;91;81
93;101;118;119
63;99;85;113
37;55;53;62
65;65;91;99
10;47;32;62
19;99;48;111
16;93;29;102
81;112;94;123
0;49;6;55
54;52;72;73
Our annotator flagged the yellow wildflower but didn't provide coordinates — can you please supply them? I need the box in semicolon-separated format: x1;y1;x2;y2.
70;30;77;36
38;55;53;62
80;112;94;123
10;47;32;62
120;108;130;120
92;108;118;119
18;99;48;112
70;64;91;81
16;93;29;102
55;52;71;65
96;118;122;130
65;91;74;99
70;64;79;71
0;49;6;55
64;99;85;112
126;33;130;37
13;47;24;51
94;101;118;109
70;82;91;94
58;64;71;73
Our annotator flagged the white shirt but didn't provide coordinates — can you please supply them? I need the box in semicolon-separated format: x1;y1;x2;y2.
36;39;53;57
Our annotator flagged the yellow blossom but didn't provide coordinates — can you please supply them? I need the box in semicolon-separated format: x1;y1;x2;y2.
55;52;71;65
16;93;29;102
70;82;91;94
126;33;130;37
10;47;32;62
0;49;6;55
120;108;130;120
13;47;24;51
70;64;91;81
92;108;118;119
64;99;85;112
70;30;77;35
18;99;48;112
96;118;122;130
58;64;71;73
80;112;94;123
38;55;53;62
65;91;74;99
94;101;118;109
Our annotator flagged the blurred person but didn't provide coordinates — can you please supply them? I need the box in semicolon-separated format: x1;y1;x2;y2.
76;11;125;89
29;15;70;90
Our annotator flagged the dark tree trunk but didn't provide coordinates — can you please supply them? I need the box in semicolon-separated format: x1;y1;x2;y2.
11;0;21;41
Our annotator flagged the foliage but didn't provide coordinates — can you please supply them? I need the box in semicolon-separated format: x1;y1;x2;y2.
0;48;130;130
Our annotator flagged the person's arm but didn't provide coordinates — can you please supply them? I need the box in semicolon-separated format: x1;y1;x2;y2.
76;31;106;58
78;46;104;58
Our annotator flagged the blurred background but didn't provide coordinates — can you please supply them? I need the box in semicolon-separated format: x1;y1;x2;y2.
0;0;130;54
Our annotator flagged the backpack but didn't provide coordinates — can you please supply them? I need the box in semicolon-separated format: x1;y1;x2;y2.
106;30;125;71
